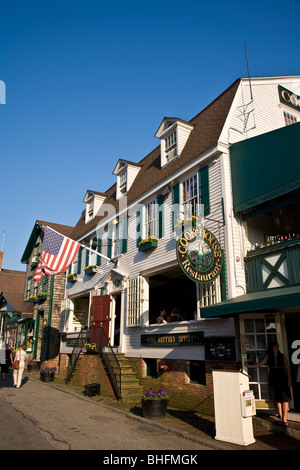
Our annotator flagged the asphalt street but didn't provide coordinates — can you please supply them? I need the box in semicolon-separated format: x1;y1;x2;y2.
0;374;211;452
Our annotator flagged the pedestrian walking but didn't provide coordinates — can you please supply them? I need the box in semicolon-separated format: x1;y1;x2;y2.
13;345;27;389
1;343;13;381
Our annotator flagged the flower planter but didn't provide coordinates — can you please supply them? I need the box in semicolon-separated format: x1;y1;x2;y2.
85;267;98;275
27;362;39;372
141;399;168;419
85;383;100;397
67;275;79;283
40;371;55;383
138;239;158;252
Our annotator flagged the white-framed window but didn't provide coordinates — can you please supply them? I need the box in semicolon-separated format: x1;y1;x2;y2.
127;275;149;327
112;221;122;258
283;110;298;126
165;131;177;151
119;170;127;194
127;276;143;326
182;174;198;219
144;200;157;238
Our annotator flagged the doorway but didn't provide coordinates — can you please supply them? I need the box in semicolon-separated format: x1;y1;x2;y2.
240;315;277;408
112;294;121;347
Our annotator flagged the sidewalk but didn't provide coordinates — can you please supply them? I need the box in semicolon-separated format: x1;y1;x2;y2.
28;372;300;451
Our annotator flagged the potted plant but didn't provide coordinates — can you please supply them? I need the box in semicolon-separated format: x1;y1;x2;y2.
39;367;57;383
84;342;98;354
27;360;40;372
138;236;158;252
141;388;169;419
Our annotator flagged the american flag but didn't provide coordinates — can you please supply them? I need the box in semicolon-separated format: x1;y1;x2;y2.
34;226;80;282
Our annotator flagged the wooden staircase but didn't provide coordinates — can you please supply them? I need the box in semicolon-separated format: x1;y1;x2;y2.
106;352;143;404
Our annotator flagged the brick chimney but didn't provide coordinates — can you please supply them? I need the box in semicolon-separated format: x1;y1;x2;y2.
0;251;3;270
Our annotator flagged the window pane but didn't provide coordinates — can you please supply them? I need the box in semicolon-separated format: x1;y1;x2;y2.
245;335;255;349
244;319;254;333
256;334;266;349
255;319;265;333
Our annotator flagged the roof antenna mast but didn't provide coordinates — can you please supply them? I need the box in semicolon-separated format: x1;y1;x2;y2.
244;42;253;101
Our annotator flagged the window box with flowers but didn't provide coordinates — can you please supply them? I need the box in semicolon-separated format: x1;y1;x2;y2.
84;265;98;275
138;236;158;252
67;273;79;283
37;292;47;302
29;295;39;303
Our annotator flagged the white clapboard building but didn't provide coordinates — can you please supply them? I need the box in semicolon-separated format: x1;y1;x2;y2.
60;76;300;411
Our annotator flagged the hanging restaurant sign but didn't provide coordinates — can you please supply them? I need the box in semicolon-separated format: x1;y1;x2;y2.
176;226;223;284
278;85;300;112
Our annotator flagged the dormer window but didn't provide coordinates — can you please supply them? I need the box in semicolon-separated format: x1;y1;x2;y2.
155;117;194;168
113;159;141;200
83;190;106;224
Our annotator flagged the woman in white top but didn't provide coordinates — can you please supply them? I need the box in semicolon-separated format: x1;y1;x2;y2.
13;345;27;388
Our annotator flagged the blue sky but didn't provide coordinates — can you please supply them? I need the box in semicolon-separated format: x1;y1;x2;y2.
0;0;299;271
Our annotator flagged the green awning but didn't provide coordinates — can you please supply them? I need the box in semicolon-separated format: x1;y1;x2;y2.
200;285;300;318
230;122;300;213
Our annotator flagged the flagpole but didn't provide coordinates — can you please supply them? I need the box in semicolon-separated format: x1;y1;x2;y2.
82;244;117;265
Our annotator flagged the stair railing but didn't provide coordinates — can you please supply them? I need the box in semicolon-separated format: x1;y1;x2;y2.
65;329;89;384
98;327;122;399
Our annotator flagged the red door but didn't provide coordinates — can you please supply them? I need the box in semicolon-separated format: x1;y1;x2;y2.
90;295;111;346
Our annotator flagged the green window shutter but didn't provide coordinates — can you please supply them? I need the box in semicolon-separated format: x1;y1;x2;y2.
122;215;128;253
136;210;142;247
77;246;83;274
97;238;102;265
172;183;180;230
156;195;164;239
107;228;112;259
42;275;48;292
85;242;90;267
199;166;210;215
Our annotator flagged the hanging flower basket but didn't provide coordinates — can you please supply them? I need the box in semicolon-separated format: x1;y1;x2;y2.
84;265;98;275
141;388;168;419
138;237;158;252
67;273;79;282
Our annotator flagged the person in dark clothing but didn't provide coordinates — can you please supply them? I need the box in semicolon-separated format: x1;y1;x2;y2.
0;343;13;381
247;341;291;426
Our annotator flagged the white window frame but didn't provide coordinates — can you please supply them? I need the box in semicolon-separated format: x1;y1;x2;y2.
144;200;157;239
283;110;298;126
126;276;149;327
112;221;123;258
119;170;127;194
182;173;198;219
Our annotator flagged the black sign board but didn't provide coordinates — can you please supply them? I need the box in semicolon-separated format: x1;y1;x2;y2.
141;331;204;347
205;337;236;361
